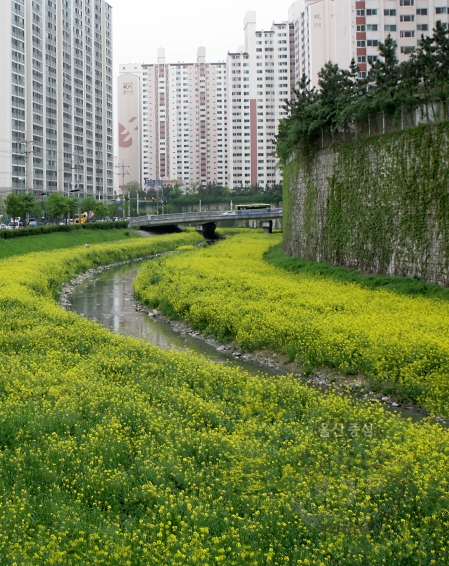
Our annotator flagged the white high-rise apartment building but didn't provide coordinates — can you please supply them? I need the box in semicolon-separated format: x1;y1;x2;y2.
335;0;449;76
289;0;336;89
226;12;295;189
288;0;449;85
118;48;228;189
0;0;113;202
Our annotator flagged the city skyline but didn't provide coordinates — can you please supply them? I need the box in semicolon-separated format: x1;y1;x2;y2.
111;0;293;72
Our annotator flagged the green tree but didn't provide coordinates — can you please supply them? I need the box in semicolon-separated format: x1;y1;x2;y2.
125;180;141;197
169;187;183;199
81;196;99;213
275;26;449;163
186;181;201;195
406;22;449;114
21;194;42;223
108;202;122;218
5;193;26;220
66;197;81;219
45;192;69;220
94;202;110;220
367;35;403;113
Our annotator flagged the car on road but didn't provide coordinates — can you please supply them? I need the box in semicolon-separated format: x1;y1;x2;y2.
221;211;237;216
0;223;7;230
28;217;37;227
8;221;23;229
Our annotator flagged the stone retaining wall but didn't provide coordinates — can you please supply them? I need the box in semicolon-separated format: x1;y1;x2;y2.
283;122;449;285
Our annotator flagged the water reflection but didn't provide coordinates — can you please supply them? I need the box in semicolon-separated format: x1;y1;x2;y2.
68;262;437;424
68;263;277;376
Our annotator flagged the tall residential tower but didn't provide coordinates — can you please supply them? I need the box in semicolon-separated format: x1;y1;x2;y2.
335;0;449;76
0;0;113;202
118;49;228;190
226;12;295;189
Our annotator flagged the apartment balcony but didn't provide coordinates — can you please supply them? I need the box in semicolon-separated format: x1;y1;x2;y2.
12;28;25;41
12;98;25;109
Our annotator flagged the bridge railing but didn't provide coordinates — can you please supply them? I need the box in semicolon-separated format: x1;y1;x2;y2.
129;210;283;225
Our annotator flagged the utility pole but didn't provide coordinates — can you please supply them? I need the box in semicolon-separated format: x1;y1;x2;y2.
73;149;78;196
19;140;34;224
19;140;34;193
115;160;129;193
115;160;130;217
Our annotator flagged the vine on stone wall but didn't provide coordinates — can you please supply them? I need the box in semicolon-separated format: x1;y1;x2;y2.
284;121;449;285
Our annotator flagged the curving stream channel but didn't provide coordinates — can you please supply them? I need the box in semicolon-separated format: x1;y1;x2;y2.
68;261;435;425
67;262;279;377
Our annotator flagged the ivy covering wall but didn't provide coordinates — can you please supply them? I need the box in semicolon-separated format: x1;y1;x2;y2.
283;121;449;285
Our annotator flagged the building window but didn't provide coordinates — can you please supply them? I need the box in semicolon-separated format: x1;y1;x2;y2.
385;25;397;32
400;30;415;37
357;25;366;32
357;56;366;63
417;24;428;31
400;0;414;5
401;46;415;53
416;8;427;15
367;39;379;47
356;9;365;16
384;9;396;16
400;15;415;22
357;40;366;47
367;24;378;31
436;7;448;14
366;9;378;15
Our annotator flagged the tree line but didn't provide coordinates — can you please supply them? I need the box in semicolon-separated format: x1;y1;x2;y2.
124;181;283;214
3;193;120;223
276;22;449;163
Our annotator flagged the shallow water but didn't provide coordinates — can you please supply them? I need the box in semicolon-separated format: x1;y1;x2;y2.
68;261;434;425
68;263;278;377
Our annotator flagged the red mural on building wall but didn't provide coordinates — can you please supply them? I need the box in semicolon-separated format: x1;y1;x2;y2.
119;117;138;148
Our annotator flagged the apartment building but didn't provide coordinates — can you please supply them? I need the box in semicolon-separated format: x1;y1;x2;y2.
288;0;449;82
288;0;336;89
0;0;113;202
118;14;295;192
118;49;228;189
338;0;449;76
226;12;295;189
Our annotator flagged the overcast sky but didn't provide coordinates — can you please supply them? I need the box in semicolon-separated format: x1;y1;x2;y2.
111;0;293;72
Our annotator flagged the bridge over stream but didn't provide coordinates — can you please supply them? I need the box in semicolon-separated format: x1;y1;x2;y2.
128;210;283;238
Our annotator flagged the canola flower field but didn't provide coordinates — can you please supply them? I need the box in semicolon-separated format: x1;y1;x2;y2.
1;231;449;564
134;231;449;418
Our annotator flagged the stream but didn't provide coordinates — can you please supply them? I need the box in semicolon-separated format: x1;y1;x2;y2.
68;261;436;425
67;262;279;377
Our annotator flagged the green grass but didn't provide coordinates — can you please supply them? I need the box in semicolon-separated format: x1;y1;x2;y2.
0;228;140;260
264;243;449;301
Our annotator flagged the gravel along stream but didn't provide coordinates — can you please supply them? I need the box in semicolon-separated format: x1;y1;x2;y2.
64;260;445;425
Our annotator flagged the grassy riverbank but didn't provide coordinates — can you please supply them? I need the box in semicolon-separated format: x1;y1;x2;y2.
134;231;449;418
1;232;449;564
0;227;143;260
264;243;449;301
